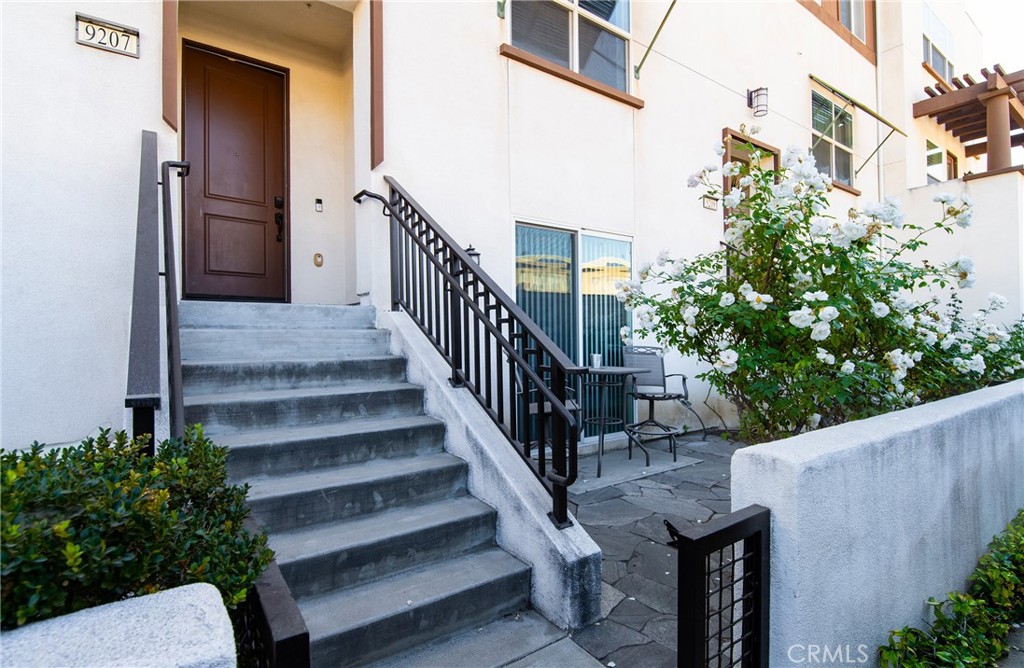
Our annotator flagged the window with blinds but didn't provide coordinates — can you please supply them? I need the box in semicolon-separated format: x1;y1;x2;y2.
811;91;854;187
515;224;633;436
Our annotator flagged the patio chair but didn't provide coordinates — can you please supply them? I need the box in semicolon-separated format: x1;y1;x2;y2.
622;345;707;442
513;364;584;449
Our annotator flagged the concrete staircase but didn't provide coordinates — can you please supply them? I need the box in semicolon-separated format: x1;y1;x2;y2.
179;301;532;667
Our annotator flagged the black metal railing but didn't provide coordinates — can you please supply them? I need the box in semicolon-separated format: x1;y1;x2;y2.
159;158;190;440
667;505;770;667
354;177;585;528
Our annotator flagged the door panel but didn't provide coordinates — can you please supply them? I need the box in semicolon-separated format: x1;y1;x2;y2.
183;43;287;300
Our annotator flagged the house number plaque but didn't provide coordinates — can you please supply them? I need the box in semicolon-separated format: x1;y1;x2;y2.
76;14;139;58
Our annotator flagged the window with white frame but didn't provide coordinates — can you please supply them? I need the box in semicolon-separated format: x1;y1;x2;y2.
839;0;866;42
811;91;854;187
922;4;954;81
510;0;630;92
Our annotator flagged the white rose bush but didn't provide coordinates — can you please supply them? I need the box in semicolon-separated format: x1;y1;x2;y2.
618;139;1024;443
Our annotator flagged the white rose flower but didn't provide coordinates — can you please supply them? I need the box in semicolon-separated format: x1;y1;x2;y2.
723;189;744;209
719;292;736;307
871;302;891;318
723;161;741;177
685;326;698;336
966;354;986;374
686;173;702;188
739;175;754;188
747;292;774;311
683;305;699;326
818;306;839;322
808;413;822;429
987;343;1001;353
840;360;855;374
933;193;955;204
788;307;815;329
802;290;829;302
959;343;973;354
987;293;1008;311
714;348;739;375
739;282;754;296
815;348;836;365
810;321;831;341
822;265;836;276
714;143;726;157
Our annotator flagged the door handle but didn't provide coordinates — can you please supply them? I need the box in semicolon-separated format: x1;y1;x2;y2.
274;196;284;209
275;212;284;242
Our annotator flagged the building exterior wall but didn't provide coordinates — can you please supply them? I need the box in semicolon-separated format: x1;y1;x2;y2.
1;0;1017;444
1;1;176;448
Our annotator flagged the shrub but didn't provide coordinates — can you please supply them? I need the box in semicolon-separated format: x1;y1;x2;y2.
620;132;1024;442
1;427;273;629
880;509;1024;667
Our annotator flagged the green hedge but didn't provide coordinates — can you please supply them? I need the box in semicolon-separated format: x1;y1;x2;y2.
880;509;1024;666
1;427;273;629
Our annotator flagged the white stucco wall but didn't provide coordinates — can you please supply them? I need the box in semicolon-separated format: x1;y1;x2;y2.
1;1;176;448
897;170;1024;318
732;380;1024;667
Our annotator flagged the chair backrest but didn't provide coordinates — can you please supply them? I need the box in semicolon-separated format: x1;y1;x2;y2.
622;345;667;392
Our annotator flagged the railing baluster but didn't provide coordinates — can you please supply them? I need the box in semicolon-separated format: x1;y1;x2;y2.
355;179;583;527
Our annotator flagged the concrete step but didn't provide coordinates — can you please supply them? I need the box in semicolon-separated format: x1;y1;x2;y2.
274;497;497;599
180;328;390;362
184;383;424;434
182;356;407;395
179;301;376;330
246;453;468;532
370;610;579;668
221;416;446;480
301;548;531;667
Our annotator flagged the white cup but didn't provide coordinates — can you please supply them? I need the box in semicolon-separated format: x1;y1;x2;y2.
590;353;602;368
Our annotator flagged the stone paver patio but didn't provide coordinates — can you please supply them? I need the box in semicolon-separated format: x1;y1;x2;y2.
568;433;749;667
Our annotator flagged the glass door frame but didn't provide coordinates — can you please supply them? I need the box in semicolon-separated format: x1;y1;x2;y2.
512;218;634;442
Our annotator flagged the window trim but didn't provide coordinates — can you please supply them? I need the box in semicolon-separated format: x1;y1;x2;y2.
796;0;876;64
499;44;644;108
506;0;634;95
922;36;954;84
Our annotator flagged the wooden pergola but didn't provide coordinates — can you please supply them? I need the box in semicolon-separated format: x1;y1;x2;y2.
912;64;1024;172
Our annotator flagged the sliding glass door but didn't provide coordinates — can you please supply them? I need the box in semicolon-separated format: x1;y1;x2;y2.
515;223;632;436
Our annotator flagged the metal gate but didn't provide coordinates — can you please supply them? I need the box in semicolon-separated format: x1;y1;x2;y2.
667;504;770;667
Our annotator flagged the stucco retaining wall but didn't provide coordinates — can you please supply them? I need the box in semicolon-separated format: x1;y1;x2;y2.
732;380;1024;666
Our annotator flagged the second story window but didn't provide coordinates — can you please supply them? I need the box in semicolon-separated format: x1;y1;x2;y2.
839;0;866;42
510;0;630;92
922;4;954;82
811;91;854;187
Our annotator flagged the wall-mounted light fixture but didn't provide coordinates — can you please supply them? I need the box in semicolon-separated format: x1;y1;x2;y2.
465;246;481;265
747;87;768;117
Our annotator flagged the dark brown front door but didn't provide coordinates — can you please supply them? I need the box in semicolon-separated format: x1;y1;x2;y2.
182;43;287;301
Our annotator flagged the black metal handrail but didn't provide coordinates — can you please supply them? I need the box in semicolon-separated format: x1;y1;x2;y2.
355;177;585;527
161;159;190;440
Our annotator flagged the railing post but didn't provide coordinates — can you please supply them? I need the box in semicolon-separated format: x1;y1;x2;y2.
677;536;706;668
549;364;569;527
448;250;464;387
389;191;401;311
